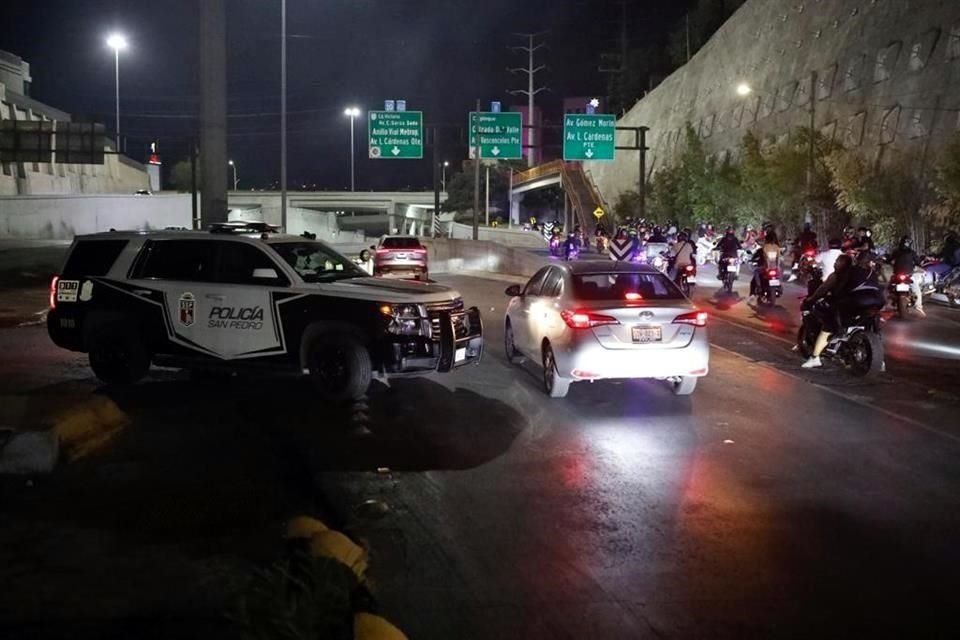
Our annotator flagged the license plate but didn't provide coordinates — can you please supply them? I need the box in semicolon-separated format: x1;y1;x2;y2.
455;347;467;362
769;279;780;286
631;325;662;343
727;264;738;272
684;275;695;283
895;283;910;292
395;253;408;260
57;279;80;302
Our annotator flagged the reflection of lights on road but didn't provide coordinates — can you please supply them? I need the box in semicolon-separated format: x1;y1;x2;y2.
894;339;960;359
591;421;672;474
884;324;960;359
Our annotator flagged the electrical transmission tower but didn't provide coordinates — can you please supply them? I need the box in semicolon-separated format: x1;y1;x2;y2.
508;32;549;167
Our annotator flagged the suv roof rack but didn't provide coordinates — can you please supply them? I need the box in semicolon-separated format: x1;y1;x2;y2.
208;221;279;235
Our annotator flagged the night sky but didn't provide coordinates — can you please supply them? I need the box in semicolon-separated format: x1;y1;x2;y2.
2;0;691;190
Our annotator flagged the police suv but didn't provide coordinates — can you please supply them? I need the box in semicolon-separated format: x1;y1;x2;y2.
47;228;483;400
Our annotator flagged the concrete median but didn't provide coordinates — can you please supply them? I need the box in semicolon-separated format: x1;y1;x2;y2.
422;237;549;278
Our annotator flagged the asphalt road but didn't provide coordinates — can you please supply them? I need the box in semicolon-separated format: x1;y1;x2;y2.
2;268;960;638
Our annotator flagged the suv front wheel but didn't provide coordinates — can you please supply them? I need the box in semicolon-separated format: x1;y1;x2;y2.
306;333;372;402
86;317;150;385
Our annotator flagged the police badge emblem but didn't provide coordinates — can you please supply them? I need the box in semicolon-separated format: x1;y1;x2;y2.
178;292;196;327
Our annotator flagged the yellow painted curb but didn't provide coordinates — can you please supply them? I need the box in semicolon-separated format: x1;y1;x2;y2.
309;529;368;579
286;515;330;540
52;396;128;461
354;612;408;640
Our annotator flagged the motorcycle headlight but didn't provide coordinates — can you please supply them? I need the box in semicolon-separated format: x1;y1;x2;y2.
379;303;428;335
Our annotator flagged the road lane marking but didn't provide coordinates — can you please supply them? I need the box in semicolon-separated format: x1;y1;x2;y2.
709;343;960;445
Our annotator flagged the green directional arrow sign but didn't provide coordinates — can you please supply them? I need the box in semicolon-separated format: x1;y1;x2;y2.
468;111;523;160
368;110;423;159
563;114;616;161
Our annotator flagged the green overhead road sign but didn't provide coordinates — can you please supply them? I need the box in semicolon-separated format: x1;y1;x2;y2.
563;113;616;161
368;110;423;159
468;111;523;160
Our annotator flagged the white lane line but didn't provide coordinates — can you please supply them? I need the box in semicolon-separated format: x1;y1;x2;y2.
708;312;797;346
709;342;960;445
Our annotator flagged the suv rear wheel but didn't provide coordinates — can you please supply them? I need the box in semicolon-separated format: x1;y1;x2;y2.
306;333;372;401
87;319;150;385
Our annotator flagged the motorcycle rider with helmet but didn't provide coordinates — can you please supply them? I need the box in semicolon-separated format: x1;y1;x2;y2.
800;252;885;368
889;236;926;317
667;231;697;285
749;229;782;301
715;227;742;280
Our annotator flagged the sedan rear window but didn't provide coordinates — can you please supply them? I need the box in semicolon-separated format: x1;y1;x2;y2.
573;272;683;301
380;237;423;249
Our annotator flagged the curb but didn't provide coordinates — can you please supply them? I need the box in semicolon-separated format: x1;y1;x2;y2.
285;515;408;640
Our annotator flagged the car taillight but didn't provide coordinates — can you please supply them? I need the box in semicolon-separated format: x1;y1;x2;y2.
411;248;427;254
376;249;390;254
624;292;643;301
560;309;620;329
673;310;708;327
49;275;59;310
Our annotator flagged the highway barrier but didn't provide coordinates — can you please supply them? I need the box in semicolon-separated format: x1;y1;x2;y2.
422;237;549;278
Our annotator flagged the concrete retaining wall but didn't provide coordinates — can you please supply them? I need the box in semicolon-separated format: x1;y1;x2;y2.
0;194;193;239
228;206;367;245
422;237;549;277
448;221;547;248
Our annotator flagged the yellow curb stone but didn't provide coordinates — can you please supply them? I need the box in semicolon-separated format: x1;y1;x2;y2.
52;396;128;461
285;515;330;540
354;612;408;640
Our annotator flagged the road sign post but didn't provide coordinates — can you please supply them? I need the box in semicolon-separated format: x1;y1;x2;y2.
368;110;423;159
563;114;616;161
468;112;523;160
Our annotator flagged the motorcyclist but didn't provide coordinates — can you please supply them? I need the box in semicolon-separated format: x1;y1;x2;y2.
800;253;885;368
715;228;742;279
852;227;875;255
889;235;926;317
649;226;667;243
564;231;579;260
797;222;818;253
742;225;760;251
667;231;697;284
816;238;844;281
749;230;782;300
840;226;858;253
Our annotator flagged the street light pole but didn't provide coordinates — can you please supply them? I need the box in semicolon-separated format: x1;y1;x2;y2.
106;34;128;152
343;107;360;191
228;160;238;190
806;71;818;225
442;161;449;192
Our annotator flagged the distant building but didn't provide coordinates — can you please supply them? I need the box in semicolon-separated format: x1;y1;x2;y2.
0;49;149;196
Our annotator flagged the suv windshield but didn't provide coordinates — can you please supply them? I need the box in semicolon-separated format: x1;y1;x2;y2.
269;241;366;282
380;237;423;249
573;272;684;301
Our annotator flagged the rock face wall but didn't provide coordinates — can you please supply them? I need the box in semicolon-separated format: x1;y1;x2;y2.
588;0;960;205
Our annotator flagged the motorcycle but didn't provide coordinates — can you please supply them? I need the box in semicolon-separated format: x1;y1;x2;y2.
677;263;696;297
595;235;609;254
549;235;563;257
792;249;817;282
719;255;739;294
797;301;885;377
757;266;784;306
888;272;916;320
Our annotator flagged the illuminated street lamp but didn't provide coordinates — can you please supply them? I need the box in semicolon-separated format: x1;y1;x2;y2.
736;82;752;96
228;159;238;190
106;33;128;151
344;107;362;191
442;161;449;192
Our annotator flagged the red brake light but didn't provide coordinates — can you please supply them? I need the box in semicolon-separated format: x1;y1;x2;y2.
768;269;778;278
685;265;695;272
804;250;815;257
898;274;909;281
561;309;620;329
673;310;708;327
49;275;59;309
624;292;643;301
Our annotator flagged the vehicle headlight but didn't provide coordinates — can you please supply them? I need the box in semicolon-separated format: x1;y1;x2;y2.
379;303;427;335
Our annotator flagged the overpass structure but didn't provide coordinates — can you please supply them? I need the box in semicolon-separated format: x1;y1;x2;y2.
227;190;446;236
510;161;609;231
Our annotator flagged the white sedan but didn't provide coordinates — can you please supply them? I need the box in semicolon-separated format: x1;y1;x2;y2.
503;261;710;397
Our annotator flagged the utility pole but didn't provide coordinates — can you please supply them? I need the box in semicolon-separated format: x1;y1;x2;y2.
485;165;491;227
432;127;441;238
686;13;691;63
509;32;549;168
473;99;482;240
280;0;288;231
199;0;228;225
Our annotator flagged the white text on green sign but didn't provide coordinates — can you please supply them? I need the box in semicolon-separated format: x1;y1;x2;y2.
368;111;423;159
563;114;616;161
469;112;523;160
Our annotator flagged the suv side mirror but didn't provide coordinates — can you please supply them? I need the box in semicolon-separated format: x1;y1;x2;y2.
505;285;522;297
359;249;372;262
252;268;279;280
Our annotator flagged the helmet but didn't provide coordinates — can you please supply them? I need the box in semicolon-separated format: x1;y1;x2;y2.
843;226;854;237
725;226;735;234
803;222;812;231
901;235;912;248
677;232;688;242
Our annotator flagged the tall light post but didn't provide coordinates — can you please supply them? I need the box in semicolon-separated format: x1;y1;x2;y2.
228;159;238;190
106;33;128;152
343;107;361;191
442;161;449;192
